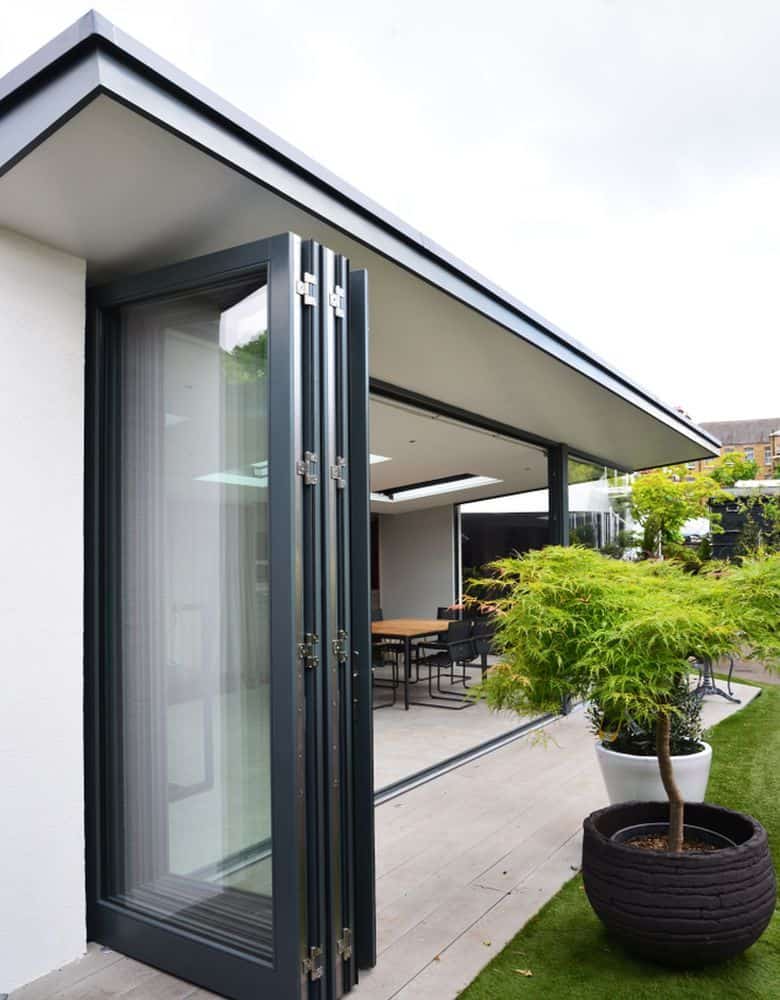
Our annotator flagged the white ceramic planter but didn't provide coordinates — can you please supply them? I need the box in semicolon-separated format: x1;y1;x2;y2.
595;741;712;805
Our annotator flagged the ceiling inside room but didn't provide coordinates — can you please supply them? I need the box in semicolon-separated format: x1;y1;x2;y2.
369;396;546;514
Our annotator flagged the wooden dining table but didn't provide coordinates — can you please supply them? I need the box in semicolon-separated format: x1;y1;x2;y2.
371;618;449;710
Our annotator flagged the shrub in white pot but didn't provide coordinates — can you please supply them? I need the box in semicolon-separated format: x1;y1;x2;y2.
467;546;780;852
588;678;712;804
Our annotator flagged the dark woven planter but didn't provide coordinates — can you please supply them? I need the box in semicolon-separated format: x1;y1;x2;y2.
582;801;776;967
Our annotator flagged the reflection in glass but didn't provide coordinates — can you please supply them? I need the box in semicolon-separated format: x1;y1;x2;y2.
104;275;273;959
567;457;632;556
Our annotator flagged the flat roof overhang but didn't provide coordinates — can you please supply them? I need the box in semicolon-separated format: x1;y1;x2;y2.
0;11;720;477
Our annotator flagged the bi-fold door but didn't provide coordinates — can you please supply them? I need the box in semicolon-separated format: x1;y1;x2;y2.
85;233;374;1000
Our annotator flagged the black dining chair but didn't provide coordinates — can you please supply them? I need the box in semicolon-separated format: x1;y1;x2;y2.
414;620;477;709
431;605;460;646
371;609;396;707
372;608;405;660
472;619;495;679
371;642;398;708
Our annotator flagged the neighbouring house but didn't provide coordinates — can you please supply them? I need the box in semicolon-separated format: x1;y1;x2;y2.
0;12;720;1000
688;417;780;480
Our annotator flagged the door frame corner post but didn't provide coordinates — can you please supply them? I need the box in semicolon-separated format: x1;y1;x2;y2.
547;444;570;547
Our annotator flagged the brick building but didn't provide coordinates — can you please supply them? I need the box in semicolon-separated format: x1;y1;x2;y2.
687;417;780;479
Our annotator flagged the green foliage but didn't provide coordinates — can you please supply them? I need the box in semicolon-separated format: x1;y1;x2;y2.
568;459;606;485
662;541;706;575
710;450;760;486
716;553;780;666
631;468;724;557
468;547;780;738
588;674;704;756
570;522;597;548
736;494;780;556
221;334;268;382
598;529;639;561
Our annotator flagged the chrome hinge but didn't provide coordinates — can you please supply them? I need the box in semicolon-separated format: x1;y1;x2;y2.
296;451;319;485
331;628;349;663
297;633;320;670
329;284;346;318
302;945;324;981
296;271;317;306
329;456;346;490
337;927;353;961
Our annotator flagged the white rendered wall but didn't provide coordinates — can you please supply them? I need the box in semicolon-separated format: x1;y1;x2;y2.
0;228;87;991
378;506;456;619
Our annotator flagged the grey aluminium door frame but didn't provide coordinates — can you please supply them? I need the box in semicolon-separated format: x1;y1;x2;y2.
319;245;358;996
346;269;376;971
84;233;312;1000
297;241;370;998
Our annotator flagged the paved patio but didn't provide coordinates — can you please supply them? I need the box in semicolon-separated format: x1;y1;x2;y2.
10;681;759;1000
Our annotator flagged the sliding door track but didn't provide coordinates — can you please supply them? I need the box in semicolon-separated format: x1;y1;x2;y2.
374;708;579;806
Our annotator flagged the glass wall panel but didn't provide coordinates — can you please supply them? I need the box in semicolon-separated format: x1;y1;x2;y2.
103;275;274;960
567;456;633;556
460;486;550;577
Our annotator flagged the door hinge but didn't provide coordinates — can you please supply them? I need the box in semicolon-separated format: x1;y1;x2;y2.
302;945;324;981
329;284;346;318
296;451;319;485
297;633;320;670
296;271;317;306
331;628;349;663
337;927;353;961
329;456;346;490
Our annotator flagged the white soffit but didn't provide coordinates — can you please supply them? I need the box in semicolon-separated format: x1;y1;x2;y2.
0;94;715;470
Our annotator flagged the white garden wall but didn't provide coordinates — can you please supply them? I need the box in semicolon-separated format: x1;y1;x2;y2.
0;228;87;992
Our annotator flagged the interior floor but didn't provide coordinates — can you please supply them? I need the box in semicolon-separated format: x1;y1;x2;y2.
372;659;536;791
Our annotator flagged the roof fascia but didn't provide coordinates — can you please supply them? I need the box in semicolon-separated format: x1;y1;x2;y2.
0;12;720;458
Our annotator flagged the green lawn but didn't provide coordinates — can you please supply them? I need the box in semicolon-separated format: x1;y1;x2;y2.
460;685;780;1000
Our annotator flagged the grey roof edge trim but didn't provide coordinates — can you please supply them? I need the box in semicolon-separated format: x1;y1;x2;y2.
0;10;720;454
0;10;101;105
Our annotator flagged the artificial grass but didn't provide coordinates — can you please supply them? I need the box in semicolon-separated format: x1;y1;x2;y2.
460;685;780;1000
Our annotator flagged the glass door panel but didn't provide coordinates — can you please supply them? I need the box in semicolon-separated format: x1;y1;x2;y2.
87;234;308;1000
104;276;274;957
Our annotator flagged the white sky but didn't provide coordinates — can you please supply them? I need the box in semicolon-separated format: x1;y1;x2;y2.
2;1;779;422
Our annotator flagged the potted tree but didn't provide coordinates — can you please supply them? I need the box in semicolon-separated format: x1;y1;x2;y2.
469;546;780;966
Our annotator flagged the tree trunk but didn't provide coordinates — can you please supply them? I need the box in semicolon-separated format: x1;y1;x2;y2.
656;711;684;852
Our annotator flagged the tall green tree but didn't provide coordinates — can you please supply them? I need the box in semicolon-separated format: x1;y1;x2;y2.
631;467;724;557
710;450;759;486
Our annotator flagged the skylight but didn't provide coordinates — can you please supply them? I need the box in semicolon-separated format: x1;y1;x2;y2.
195;461;268;488
195;471;267;488
374;474;502;504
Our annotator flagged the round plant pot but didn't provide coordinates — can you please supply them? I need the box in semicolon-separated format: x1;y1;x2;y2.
596;741;712;805
582;801;776;966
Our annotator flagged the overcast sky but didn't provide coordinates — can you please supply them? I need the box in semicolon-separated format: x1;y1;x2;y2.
2;1;779;423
